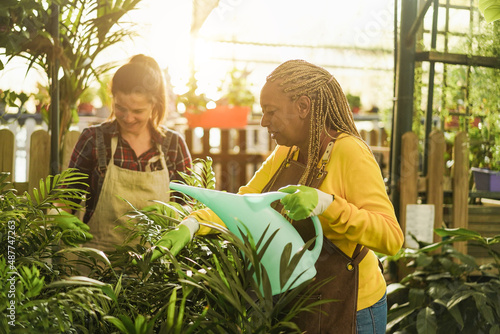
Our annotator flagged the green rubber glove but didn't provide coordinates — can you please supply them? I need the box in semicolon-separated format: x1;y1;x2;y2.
151;218;199;260
50;211;93;247
141;203;178;216
151;225;190;260
278;185;334;221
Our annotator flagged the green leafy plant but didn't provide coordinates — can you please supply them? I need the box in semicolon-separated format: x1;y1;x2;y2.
217;67;255;108
386;228;500;334
1;159;332;333
469;112;500;171
0;170;115;332
0;90;29;112
177;75;212;114
0;0;142;143
479;0;500;23
346;93;361;110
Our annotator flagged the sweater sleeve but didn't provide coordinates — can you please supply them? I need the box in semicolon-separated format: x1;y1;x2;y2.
319;136;404;256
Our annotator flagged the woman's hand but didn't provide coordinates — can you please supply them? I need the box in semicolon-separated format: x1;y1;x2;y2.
278;185;334;220
151;217;200;260
50;211;93;246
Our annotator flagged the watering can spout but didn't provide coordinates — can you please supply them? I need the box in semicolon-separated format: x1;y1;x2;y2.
169;182;323;295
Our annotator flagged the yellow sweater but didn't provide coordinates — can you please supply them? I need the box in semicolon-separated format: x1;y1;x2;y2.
191;134;404;310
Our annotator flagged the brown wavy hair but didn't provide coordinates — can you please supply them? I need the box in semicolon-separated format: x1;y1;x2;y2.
110;54;166;129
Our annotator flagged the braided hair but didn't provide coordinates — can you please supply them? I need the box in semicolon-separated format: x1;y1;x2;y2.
266;59;362;184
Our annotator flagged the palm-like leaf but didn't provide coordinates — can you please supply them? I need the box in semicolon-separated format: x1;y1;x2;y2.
0;0;143;139
1;160;335;332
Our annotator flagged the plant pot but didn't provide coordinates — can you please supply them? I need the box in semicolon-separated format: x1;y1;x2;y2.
184;105;250;129
471;167;500;192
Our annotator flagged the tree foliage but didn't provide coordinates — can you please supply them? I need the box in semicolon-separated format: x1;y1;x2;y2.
0;0;142;137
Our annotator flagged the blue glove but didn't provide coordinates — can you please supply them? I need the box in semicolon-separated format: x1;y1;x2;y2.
278;185;334;221
50;211;93;247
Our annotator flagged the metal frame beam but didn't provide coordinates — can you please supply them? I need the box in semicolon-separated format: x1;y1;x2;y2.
390;0;418;217
49;3;60;176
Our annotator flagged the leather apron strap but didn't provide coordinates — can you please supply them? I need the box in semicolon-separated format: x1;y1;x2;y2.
262;143;368;333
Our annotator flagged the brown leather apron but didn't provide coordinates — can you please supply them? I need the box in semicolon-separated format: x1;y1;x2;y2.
262;146;368;334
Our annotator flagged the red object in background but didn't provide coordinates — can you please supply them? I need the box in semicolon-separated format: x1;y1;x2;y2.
445;115;460;130
445;114;482;130
78;102;95;115
184;105;250;129
471;117;481;128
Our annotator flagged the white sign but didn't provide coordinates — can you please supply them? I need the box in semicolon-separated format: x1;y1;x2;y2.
405;204;435;249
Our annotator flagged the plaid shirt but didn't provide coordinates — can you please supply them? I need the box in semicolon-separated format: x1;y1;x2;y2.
68;120;192;223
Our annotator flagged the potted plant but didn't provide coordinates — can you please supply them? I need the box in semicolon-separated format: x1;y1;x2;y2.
77;86;97;116
177;74;212;114
181;67;255;129
0;0;142;152
346;93;361;114
469;112;500;192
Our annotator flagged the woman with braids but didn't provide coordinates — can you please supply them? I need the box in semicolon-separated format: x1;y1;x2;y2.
155;60;403;333
60;54;192;252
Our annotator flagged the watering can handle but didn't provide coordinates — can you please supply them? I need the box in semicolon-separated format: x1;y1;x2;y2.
309;215;324;260
244;191;324;258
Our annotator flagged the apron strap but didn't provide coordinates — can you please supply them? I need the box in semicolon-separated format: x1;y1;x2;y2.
351;244;369;266
96;127;108;191
145;132;171;172
351;244;383;273
145;145;167;172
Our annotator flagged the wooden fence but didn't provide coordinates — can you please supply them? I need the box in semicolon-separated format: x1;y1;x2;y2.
399;130;468;250
0;121;390;194
399;130;500;260
3;117;500;265
3;121;499;256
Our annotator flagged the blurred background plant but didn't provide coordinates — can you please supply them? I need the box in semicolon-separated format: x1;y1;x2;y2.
176;74;212;114
216;67;255;109
0;0;142;153
386;228;500;333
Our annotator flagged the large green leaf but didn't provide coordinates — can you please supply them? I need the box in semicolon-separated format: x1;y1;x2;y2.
416;307;437;334
479;0;500;22
386;304;417;332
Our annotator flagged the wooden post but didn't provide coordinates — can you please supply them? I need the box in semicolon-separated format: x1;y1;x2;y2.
0;129;15;183
238;129;249;187
184;128;193;152
28;129;50;195
369;129;379;146
452;131;469;254
201;129;210;156
399;131;419;243
360;129;368;143
62;130;81;170
427;130;445;243
381;128;388;147
220;129;230;191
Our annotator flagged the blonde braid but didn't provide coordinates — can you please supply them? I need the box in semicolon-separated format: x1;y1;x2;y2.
266;60;362;184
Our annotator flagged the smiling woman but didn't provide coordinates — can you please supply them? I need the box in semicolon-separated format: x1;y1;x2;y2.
64;54;192;252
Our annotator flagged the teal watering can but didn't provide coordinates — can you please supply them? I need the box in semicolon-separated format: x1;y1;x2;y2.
169;183;323;295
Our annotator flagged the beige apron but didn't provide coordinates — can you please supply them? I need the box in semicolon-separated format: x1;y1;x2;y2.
86;136;171;252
